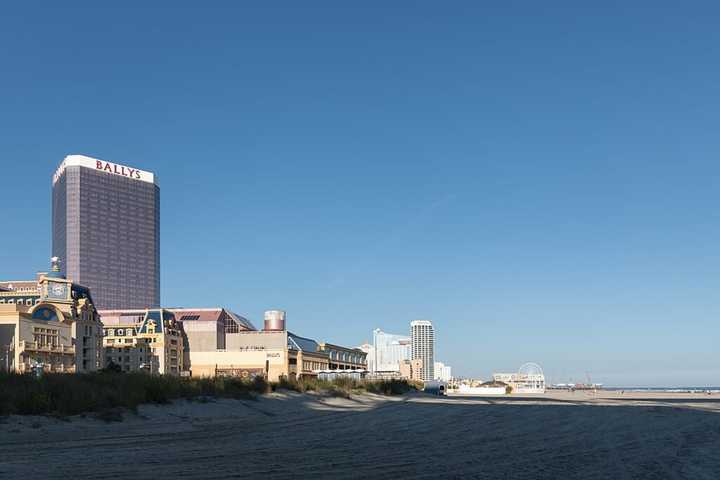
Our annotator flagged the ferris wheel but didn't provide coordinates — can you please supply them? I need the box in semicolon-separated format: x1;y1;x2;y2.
518;362;544;379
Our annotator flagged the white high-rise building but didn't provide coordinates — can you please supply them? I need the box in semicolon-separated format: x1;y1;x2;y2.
372;329;411;373
411;320;434;382
434;361;452;382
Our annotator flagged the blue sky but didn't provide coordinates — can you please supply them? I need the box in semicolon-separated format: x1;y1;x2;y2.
1;2;719;385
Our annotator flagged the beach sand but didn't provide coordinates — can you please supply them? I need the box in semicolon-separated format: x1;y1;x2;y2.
1;390;719;479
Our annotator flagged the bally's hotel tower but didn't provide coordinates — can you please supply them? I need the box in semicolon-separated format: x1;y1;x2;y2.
52;155;160;310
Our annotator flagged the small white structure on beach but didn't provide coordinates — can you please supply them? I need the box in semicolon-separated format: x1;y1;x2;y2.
493;362;546;394
457;384;506;395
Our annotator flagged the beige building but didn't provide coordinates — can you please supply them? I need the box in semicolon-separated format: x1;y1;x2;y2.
0;260;103;373
176;309;366;381
399;358;424;382
99;309;185;375
181;324;329;381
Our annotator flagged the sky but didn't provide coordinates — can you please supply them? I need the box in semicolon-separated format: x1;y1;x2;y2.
1;2;719;386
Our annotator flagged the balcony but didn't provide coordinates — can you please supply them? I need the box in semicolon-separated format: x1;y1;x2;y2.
19;363;76;374
19;341;75;354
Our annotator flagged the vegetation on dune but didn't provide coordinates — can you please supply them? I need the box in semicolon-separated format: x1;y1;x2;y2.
0;372;416;417
273;376;418;397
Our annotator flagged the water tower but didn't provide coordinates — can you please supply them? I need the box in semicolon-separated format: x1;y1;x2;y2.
263;310;286;331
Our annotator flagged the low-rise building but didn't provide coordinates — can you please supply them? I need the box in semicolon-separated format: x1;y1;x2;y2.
492;363;546;393
99;309;185;375
180;325;331;381
399;358;424;382
318;342;367;371
0;259;103;374
177;309;365;381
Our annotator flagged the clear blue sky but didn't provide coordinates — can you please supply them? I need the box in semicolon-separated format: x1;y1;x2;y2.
1;2;719;386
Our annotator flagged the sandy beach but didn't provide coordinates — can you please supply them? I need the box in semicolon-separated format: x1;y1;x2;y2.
1;390;719;479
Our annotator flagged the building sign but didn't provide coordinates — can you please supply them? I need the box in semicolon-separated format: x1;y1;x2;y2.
216;367;265;379
53;155;156;185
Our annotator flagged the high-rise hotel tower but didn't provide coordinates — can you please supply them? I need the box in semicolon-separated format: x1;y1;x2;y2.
411;320;435;382
52;155;159;310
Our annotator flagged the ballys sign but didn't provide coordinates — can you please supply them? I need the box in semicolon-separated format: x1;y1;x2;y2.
53;155;156;185
95;160;141;179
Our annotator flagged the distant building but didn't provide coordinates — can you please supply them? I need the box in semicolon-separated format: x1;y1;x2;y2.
372;328;411;373
434;361;452;382
411;320;434;382
358;342;374;372
99;309;185;375
399;358;424;382
52;154;160;310
0;259;103;373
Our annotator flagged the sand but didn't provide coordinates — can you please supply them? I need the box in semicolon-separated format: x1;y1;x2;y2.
1;390;719;479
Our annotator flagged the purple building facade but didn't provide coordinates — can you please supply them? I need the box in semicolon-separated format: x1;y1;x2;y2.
52;155;160;310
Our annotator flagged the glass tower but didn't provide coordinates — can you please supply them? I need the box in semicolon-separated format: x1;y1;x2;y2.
52;155;160;310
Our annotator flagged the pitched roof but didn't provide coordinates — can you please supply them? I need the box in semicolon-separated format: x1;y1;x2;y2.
170;308;256;331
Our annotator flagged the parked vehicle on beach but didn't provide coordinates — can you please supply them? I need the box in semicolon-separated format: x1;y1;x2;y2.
424;380;447;396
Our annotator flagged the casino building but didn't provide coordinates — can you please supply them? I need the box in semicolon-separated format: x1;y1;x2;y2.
0;259;104;373
52;154;160;310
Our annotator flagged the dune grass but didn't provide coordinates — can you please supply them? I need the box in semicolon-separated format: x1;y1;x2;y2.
0;372;416;417
274;376;418;397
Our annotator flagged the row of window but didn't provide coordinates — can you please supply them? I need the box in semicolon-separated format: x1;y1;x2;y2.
33;326;59;347
106;346;157;354
1;286;40;292
303;360;326;371
106;338;136;344
328;350;364;364
105;328;136;336
0;298;40;305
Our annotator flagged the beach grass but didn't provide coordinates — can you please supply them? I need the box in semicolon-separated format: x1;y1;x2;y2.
273;376;418;397
0;372;416;417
